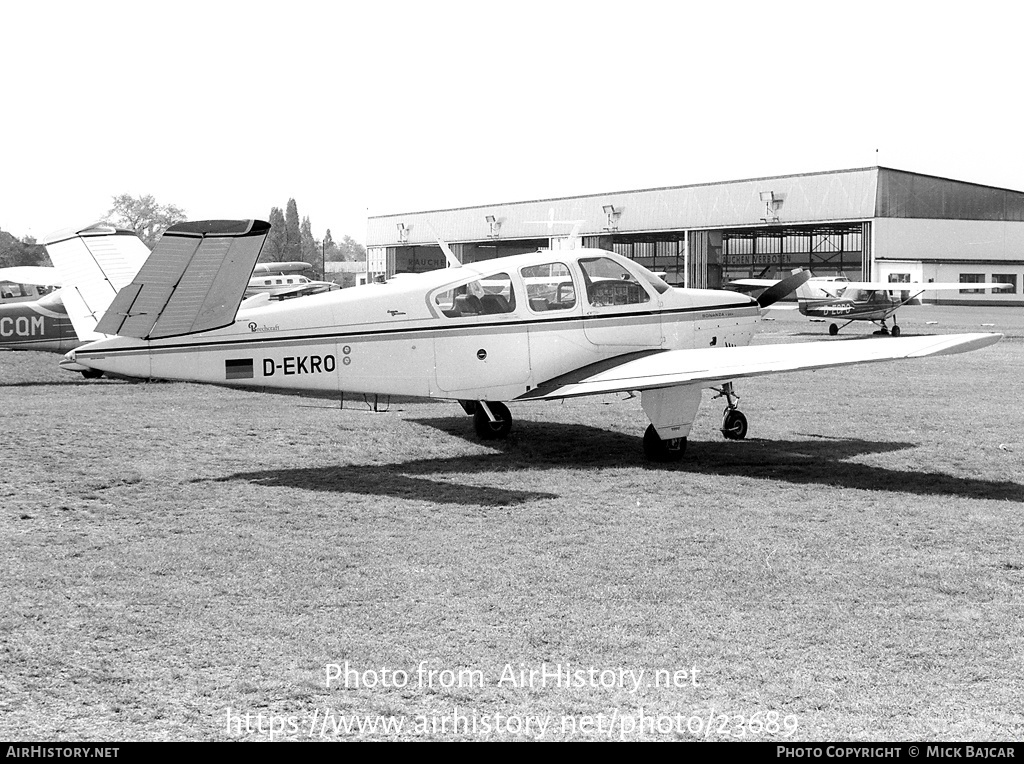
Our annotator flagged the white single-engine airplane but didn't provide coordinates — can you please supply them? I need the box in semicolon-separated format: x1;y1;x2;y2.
732;272;1013;336
63;220;1002;461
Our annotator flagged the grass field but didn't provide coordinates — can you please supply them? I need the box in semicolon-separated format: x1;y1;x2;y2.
1;305;1022;741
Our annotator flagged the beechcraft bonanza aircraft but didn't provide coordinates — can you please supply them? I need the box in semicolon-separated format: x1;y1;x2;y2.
732;272;1013;337
62;220;1002;461
0;224;149;372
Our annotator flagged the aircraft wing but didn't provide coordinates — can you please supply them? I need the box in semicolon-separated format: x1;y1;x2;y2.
252;261;313;275
517;333;1001;400
269;281;339;299
96;220;270;340
843;281;1013;292
0;266;62;287
728;278;779;288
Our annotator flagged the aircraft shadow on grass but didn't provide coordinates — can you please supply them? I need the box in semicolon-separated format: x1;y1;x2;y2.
0;380;109;388
205;418;1024;506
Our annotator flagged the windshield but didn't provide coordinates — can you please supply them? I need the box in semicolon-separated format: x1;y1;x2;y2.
632;263;671;294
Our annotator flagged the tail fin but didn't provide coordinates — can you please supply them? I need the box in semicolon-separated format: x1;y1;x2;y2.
96;220;270;340
794;280;817;302
41;223;150;342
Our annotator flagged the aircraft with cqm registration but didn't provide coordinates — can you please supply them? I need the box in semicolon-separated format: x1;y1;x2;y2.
0;224;149;371
63;219;1003;461
732;272;1013;336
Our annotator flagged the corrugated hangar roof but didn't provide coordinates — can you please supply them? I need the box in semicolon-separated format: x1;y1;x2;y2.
366;167;1024;247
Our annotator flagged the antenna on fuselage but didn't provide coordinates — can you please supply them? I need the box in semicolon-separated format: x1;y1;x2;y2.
425;222;461;268
526;207;586;250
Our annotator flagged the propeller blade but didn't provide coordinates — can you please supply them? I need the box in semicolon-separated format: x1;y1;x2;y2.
757;269;811;308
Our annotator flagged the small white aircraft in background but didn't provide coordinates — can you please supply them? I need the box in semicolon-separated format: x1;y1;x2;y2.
0;224;149;372
732;272;1013;336
64;220;1002;461
245;261;338;299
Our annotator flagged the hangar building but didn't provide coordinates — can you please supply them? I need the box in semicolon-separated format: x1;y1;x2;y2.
366;167;1024;304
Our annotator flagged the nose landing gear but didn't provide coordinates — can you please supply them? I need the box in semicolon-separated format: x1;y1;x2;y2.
713;382;748;440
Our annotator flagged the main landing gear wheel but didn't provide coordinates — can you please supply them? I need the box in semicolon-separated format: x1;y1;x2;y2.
721;409;748;440
643;424;686;462
891;324;901;337
473;401;512;440
828;323;839;336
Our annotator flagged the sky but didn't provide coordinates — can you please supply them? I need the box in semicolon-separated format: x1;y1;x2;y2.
2;1;1023;244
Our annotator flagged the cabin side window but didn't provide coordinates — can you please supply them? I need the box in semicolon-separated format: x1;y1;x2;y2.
434;273;516;318
520;262;576;312
579;257;651;307
0;282;27;299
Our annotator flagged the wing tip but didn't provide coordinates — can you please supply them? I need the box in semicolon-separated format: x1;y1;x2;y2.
165;219;271;238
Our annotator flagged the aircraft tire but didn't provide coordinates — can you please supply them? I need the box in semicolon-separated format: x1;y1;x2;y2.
721;410;748;440
642;424;686;462
828;323;839;336
473;401;512;440
891;325;901;337
81;369;103;379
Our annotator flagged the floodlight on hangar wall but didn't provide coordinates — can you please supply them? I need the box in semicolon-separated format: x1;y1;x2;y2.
759;191;784;223
602;204;620;231
485;214;501;238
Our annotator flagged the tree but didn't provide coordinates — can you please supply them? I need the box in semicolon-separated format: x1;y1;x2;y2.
106;193;186;248
284;199;301;260
322;229;342;262
262;207;286;262
300;216;319;263
0;231;47;268
338;234;366;262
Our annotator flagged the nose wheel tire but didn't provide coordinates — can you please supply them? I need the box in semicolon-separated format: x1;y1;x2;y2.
643;424;686;462
473;401;512;440
721;409;748;440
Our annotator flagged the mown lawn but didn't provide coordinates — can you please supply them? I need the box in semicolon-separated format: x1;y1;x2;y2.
1;305;1022;741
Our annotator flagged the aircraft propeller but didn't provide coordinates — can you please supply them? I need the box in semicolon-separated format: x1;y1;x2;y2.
756;269;812;309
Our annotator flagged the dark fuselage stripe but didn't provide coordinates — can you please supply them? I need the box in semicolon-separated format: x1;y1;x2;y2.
75;302;759;358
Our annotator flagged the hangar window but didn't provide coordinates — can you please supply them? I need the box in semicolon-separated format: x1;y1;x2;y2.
992;274;1018;294
520;262;576;312
434;273;516;318
959;273;985;294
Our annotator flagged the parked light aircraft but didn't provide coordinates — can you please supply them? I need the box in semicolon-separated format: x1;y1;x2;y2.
246;262;338;299
63;220;1002;461
0;224;149;373
732;272;1013;336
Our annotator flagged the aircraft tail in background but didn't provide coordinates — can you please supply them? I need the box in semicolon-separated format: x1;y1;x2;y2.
41;223;150;342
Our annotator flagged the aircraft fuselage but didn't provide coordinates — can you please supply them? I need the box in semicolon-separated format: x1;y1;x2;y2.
0;292;79;353
798;297;898;323
66;250;761;401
